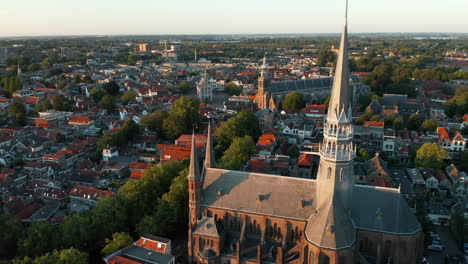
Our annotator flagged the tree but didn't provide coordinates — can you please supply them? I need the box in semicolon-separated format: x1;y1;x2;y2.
217;136;258;170
52;94;72;111
177;81;191;94
0;214;23;259
287;144;300;159
127;54;137;65
121;90;136;105
73;75;81;83
355;148;371;162
34;248;88;264
8;101;26;119
416;143;449;169
163;96;201;140
393;117;404;130
224;82;242;96
215;111;261;155
27;63;40;72
421;119;437;132
34;101;53;113
408;113;421;131
384;114;395;126
101;232;133;256
457;151;468;171
370;115;381;122
354;112;373;125
316;50;336;67
103;81;120;96
90;87;105;102
140;110;168;134
18;221;60;257
99;95;115;112
282;91;305;110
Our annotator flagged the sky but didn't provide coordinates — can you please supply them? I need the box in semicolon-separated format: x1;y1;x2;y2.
1;0;468;37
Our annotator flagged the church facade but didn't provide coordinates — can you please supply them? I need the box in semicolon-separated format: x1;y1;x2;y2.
188;8;423;264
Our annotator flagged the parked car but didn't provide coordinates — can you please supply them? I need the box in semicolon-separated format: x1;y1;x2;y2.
429;231;440;241
428;244;443;251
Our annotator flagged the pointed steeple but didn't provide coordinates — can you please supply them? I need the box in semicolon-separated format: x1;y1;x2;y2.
260;54;267;77
188;131;200;179
204;121;216;168
327;0;351;120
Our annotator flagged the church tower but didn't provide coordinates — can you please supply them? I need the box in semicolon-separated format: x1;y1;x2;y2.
204;121;216;169
255;55;270;109
188;133;202;226
305;0;357;252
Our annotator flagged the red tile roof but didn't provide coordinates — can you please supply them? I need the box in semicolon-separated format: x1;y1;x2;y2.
129;162;150;171
108;255;143;264
298;153;314;167
135;237;167;253
130;170;144;180
69;185;116;201
69;115;91;125
257;133;276;146
363;121;385;128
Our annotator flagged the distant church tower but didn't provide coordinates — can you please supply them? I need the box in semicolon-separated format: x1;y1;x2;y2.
305;0;357;254
254;55;271;109
197;71;212;103
187;133;201;263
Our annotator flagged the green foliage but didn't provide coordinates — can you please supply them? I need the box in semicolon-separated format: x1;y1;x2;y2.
136;169;188;237
457;151;468;171
121;90;136;105
393;117;404;130
218;136;258;170
407;113;421;131
421;119;437;132
287;144;300;159
162;96;201;140
100;232;133;256
90;87;105;102
52;95;72;111
415;143;449;169
96;120;139;158
140;110;168;135
73;75;81;83
177;81;191;94
443;87;468;118
315;50;336;67
354;112;379;125
34;101;53;113
103;81;120;96
384;114;395;126
12;248;88;264
127;54;137;65
99;95;115;112
27;63;40;72
8;101;26;119
0;214;23;259
18;221;60;257
355;148;371;162
282;91;305;110
215;111;261;155
224;82;242;96
2;76;21;96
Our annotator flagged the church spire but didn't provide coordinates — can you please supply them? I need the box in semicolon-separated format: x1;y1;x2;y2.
260;54;267;77
204;120;216;168
327;0;351;121
188;132;200;179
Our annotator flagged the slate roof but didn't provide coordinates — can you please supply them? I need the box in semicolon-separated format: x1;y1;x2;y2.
193;217;220;237
351;185;421;234
201;168;316;220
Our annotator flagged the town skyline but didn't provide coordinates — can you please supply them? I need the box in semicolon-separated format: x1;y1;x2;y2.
2;0;468;37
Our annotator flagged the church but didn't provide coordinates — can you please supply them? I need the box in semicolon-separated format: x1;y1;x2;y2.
187;5;424;264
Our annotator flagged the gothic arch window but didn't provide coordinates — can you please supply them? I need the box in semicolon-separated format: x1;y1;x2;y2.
327;167;332;179
340;168;344;182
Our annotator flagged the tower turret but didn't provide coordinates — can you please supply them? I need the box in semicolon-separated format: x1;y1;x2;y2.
188;132;201;227
204;121;216;168
305;0;356;251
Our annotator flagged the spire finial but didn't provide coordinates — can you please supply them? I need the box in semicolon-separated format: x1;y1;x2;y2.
345;0;349;25
261;53;267;77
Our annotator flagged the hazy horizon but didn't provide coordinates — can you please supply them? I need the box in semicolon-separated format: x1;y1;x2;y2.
2;0;468;37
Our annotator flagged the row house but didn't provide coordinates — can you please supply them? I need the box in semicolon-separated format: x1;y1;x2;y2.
245;155;290;176
69;185;116;206
436;127;466;153
445;164;468;201
256;131;279;156
353;121;384;155
156;144;191;163
354;153;392;188
406;168;427;198
419;168;453;191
